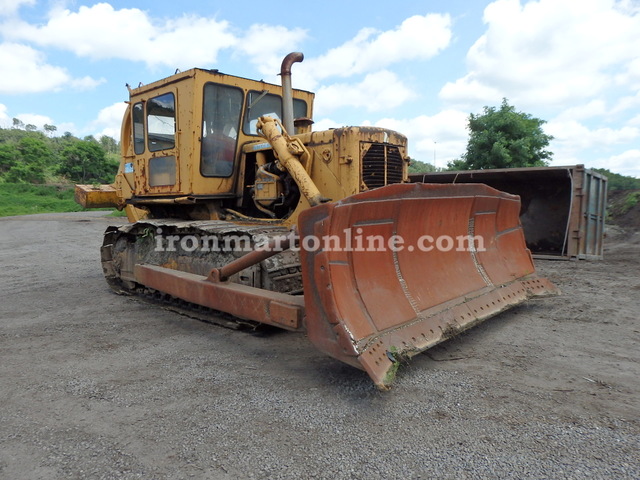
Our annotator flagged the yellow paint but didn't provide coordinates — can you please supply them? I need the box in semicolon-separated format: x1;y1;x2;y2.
77;66;409;226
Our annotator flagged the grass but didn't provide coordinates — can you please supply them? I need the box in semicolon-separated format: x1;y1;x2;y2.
0;183;119;218
622;191;640;214
107;209;128;217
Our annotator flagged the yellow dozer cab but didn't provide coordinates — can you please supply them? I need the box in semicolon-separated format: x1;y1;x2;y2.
77;53;557;389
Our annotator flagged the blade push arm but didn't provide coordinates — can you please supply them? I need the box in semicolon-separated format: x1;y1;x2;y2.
257;116;328;207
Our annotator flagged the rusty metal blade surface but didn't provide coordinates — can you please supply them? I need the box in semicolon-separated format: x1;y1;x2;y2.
298;183;558;389
133;264;304;331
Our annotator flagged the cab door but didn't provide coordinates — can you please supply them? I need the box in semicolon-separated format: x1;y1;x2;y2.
133;90;181;195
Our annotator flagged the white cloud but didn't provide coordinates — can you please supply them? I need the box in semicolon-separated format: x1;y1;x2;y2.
0;103;10;127
314;71;415;115
615;57;640;88
0;42;104;94
70;76;106;91
54;122;78;136
436;0;640;176
0;3;307;72
438;76;504;108
235;24;308;78
0;4;310;96
0;110;75;135
1;3;237;69
373;110;470;166
89;102;129;140
0;103;78;136
310;110;469;167
546;118;640;176
302;14;452;87
440;0;640;108
311;117;342;131
0;43;77;94
601;149;640;177
12;113;54;129
549;100;608;122
0;0;34;17
547;119;640;151
615;0;640;15
0;6;450;118
611;90;640;116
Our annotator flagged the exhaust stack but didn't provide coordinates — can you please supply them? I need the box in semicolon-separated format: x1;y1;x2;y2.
280;52;304;134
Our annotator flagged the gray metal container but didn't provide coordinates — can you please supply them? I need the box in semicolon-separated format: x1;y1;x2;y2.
409;165;607;259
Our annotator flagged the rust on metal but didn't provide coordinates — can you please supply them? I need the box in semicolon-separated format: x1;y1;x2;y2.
409;165;607;260
280;52;304;135
208;235;292;282
74;184;119;209
79;50;563;390
297;183;558;389
134;264;304;331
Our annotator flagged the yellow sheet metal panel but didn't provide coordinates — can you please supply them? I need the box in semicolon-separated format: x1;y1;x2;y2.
74;184;119;209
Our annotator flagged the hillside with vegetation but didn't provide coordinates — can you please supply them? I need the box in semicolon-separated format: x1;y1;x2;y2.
0;121;119;185
0;122;120;217
592;168;640;192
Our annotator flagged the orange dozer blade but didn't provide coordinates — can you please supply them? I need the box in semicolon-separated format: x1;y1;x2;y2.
298;183;558;389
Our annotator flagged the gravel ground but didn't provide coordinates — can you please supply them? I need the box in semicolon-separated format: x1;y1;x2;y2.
0;211;638;480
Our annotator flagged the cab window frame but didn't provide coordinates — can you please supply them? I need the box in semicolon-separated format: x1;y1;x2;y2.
132;102;145;155
243;90;308;136
200;82;244;178
146;92;176;153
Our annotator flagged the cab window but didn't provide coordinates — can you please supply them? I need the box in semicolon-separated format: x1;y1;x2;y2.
133;102;145;154
147;93;176;152
243;91;308;135
201;83;243;178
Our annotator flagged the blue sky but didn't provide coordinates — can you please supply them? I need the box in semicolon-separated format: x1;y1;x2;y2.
1;0;639;177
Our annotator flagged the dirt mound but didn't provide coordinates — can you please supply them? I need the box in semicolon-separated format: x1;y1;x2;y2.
608;189;640;232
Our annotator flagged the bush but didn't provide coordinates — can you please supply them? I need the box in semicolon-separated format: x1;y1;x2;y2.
58;141;118;183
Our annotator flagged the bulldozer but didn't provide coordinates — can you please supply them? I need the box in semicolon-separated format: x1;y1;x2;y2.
76;52;557;389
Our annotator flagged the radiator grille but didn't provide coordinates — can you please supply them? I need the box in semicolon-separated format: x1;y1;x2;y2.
362;144;404;189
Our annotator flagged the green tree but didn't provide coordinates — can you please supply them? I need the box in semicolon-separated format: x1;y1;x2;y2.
18;136;56;165
4;163;47;183
0;126;119;184
449;98;553;170
58;140;118;183
592;168;640;191
99;135;119;154
43;124;57;137
4;137;56;183
408;159;437;174
0;144;18;174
